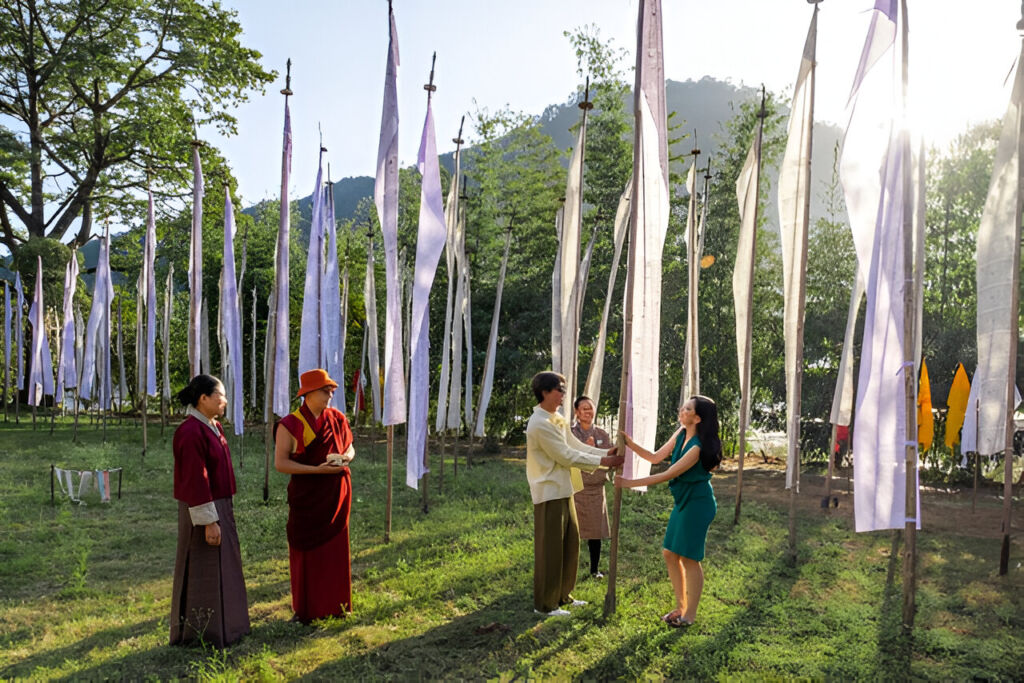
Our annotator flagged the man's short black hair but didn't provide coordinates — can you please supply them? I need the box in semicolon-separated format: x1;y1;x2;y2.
531;371;565;403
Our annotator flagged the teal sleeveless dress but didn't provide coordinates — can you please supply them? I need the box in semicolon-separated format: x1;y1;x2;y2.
662;434;717;561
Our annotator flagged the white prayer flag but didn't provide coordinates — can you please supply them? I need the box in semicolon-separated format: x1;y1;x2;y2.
624;0;669;485
27;256;53;405
375;5;406;426
222;192;245;434
299;156;325;376
474;229;512;438
435;149;460;432
323;186;346;411
143;187;158;395
583;182;631;410
974;36;1024;457
840;0;916;532
559;124;586;414
188;146;204;378
734;122;761;455
778;6;817;488
57;251;79;399
406;97;447;488
272;97;293;417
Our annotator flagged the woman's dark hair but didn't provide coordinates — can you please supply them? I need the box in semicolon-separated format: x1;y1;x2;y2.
176;374;221;408
691;395;722;472
574;395;593;411
531;371;565;403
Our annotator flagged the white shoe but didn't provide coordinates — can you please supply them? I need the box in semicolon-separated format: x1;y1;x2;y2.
534;608;571;617
568;599;587;607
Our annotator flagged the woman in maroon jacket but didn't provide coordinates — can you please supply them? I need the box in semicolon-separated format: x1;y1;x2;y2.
170;374;250;648
274;368;356;623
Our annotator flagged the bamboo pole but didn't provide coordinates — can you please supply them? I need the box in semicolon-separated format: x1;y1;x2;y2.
385;425;394;542
899;0;919;630
605;2;647;616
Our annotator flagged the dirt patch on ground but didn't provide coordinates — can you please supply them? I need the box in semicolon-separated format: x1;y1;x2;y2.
712;454;1018;542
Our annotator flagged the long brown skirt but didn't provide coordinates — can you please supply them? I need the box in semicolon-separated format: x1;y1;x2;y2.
170;498;250;648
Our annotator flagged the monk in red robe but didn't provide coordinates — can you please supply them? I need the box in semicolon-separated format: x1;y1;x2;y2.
275;368;356;623
170;374;250;648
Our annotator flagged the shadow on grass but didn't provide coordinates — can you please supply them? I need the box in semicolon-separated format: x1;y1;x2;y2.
0;617;163;679
303;589;598;679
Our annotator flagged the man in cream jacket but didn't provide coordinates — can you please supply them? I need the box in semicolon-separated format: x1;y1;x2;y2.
526;371;623;616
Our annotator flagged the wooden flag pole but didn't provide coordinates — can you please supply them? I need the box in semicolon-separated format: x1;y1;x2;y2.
899;0;919;631
385;425;393;543
737;90;767;526
264;58;293;504
605;25;647;617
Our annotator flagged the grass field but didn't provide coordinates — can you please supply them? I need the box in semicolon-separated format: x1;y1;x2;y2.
0;415;1021;680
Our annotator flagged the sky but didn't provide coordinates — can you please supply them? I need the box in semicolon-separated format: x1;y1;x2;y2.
209;0;1019;206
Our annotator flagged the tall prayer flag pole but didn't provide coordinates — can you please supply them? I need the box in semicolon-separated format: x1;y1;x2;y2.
265;60;294;502
606;0;669;617
683;143;701;399
779;1;819;555
375;0;404;543
558;79;592;415
188;137;204;378
733;87;767;525
407;53;447;494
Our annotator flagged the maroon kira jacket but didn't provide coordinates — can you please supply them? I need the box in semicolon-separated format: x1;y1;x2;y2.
173;415;237;507
276;404;354;552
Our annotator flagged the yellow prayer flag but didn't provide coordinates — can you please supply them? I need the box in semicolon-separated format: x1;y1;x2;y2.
917;359;934;451
944;363;971;449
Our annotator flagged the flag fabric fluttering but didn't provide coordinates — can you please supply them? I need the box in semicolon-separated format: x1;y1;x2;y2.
840;0;917;532
734;105;763;477
81;226;114;408
57;251;79;401
829;274;865;428
188;145;204;378
323;184;345;412
3;282;11;400
299;155;325;377
143;187;158;395
406;93;447;488
683;160;699;400
375;5;406;427
974;33;1024;457
474;227;512;438
944;362;970;449
623;0;670;485
917;358;933;452
222;192;245;435
162;264;174;406
778;5;817;489
550;206;563;375
271;94;293;417
364;240;382;424
446;202;468;432
582;182;631;410
27;256;54;405
435;145;461;432
559;122;587;415
14;272;23;391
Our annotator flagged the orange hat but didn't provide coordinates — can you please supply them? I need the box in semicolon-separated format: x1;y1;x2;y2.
296;369;339;398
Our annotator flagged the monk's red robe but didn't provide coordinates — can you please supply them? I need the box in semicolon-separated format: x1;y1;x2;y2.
277;404;354;621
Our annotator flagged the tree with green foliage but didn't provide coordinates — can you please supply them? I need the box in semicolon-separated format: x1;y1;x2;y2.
0;0;275;254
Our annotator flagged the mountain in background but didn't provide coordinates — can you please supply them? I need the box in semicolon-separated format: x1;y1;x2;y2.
272;76;846;240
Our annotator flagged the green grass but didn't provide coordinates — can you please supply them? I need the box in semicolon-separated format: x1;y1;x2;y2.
0;415;1021;679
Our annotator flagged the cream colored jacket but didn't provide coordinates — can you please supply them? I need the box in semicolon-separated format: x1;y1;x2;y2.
525;405;607;505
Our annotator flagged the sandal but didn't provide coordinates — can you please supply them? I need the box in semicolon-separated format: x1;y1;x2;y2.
666;615;693;628
660;610;681;623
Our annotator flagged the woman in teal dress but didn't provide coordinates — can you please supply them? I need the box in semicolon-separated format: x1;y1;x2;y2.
616;395;722;627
